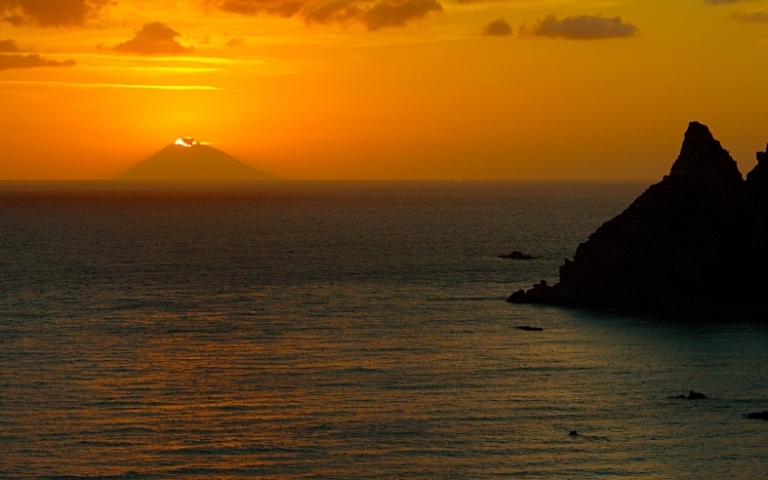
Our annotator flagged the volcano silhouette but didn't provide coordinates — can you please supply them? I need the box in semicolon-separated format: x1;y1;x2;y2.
116;141;277;182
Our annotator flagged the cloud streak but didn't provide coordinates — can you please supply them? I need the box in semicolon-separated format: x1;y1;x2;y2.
730;11;768;23
526;14;639;40
0;37;76;70
0;54;75;71
113;22;193;56
203;0;442;30
0;80;221;90
0;0;110;26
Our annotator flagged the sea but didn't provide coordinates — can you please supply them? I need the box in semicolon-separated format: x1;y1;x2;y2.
1;181;767;480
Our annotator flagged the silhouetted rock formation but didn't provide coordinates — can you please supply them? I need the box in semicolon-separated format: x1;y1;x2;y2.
117;141;277;182
686;390;708;400
499;250;534;260
509;122;768;312
668;391;707;400
746;411;768;420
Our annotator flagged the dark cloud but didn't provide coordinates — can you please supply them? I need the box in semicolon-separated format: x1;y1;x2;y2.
0;35;76;70
482;18;512;36
0;53;75;70
357;0;442;30
2;13;23;25
528;14;639;40
208;0;303;16
0;0;110;27
704;0;743;4
0;38;21;52
730;10;768;22
203;0;442;30
113;22;193;55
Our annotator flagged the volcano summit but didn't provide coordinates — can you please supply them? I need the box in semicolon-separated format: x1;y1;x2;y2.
116;139;277;182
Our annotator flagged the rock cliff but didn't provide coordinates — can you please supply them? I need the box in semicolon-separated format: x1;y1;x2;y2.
508;122;768;312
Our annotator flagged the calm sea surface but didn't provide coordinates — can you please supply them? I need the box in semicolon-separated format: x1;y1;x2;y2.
1;181;767;479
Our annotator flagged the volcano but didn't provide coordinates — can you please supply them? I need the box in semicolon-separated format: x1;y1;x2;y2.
116;140;277;182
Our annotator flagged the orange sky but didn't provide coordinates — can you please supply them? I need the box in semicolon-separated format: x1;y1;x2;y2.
1;0;767;180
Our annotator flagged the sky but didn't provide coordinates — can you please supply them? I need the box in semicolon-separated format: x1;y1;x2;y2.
0;0;766;181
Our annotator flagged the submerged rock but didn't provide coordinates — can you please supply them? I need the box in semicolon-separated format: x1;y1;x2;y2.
509;122;768;313
499;250;534;260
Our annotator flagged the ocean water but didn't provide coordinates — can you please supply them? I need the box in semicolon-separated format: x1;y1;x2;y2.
1;181;767;479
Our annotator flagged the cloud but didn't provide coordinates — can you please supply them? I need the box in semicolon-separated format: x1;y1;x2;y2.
207;0;303;17
704;0;743;4
0;0;110;26
226;37;246;46
482;18;512;36
113;22;193;56
350;0;442;30
0;37;76;70
203;0;442;30
0;38;21;52
730;10;768;22
527;14;639;40
0;54;75;70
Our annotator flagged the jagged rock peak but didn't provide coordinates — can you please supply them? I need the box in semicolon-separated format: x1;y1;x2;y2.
757;144;768;165
508;122;768;313
746;144;768;188
669;121;742;184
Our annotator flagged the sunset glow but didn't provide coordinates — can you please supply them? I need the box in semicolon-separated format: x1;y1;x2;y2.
1;0;767;180
175;137;198;147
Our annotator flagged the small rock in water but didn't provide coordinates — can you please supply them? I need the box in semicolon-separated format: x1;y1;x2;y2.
746;411;768;420
518;325;544;332
499;250;534;260
667;390;707;400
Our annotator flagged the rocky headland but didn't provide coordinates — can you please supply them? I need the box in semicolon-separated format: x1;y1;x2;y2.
508;122;768;313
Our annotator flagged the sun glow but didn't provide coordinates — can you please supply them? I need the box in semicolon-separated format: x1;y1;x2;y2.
175;137;198;147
